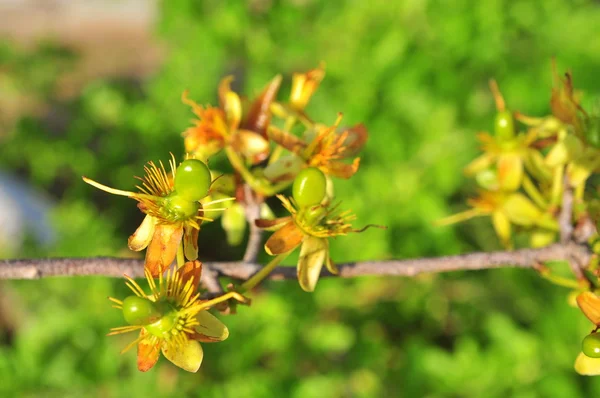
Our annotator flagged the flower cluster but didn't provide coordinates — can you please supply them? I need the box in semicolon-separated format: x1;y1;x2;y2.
84;65;377;371
440;63;600;376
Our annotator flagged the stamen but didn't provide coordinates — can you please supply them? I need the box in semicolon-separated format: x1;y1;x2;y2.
123;275;147;297
82;177;135;197
120;332;147;354
107;325;142;336
203;197;236;206
108;297;123;306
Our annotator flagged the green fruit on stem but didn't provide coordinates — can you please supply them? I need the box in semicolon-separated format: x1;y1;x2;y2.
122;296;161;326
292;167;327;208
494;110;515;140
582;332;600;358
145;311;179;337
174;159;212;201
163;193;200;220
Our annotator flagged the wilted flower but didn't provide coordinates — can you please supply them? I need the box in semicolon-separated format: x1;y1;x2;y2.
289;63;325;111
183;75;282;164
265;114;368;181
108;261;230;372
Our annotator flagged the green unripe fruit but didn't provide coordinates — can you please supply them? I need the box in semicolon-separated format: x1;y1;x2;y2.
303;205;327;226
145;311;179;337
494;110;515;140
582;332;600;358
174;159;212;201
292;167;327;208
163;193;200;220
122;296;161;326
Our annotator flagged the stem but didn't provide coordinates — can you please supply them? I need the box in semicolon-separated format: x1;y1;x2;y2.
241;253;290;291
268;115;297;165
225;147;292;196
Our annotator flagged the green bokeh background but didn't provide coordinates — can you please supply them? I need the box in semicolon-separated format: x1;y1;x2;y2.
2;1;600;396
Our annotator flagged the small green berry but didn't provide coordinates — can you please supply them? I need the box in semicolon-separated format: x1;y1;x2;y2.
174;159;212;201
494;110;515;140
582;332;600;358
122;296;161;326
163;193;200;220
145;311;179;337
292;167;327;208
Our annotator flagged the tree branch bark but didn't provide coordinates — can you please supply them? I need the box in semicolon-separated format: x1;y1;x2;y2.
0;242;591;282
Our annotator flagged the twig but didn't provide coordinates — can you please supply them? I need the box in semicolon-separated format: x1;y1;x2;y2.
560;174;574;244
0;242;591;281
558;174;589;282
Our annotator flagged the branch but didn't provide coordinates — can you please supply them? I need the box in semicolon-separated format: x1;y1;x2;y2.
0;242;591;282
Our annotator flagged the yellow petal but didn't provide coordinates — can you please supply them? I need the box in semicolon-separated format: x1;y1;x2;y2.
162;339;204;373
523;150;552;182
325;254;339;275
297;236;327;292
545;135;583;167
577;292;600;325
575;352;600;375
193;311;229;342
128;215;156;251
183;224;199;261
218;76;242;131
178;260;202;291
497;153;523;191
290;64;325;110
233;129;270;164
264;221;304;255
491;211;512;249
145;224;184;277
137;329;160;372
464;154;494;176
529;229;556;248
502;193;543;227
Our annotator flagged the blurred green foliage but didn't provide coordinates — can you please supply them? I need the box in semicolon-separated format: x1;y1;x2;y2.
2;0;600;396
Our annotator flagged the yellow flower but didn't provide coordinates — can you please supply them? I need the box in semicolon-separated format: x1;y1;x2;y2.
436;190;558;249
83;155;230;276
290;63;325;111
266;114;368;180
183;74;282;164
108;261;230;372
256;195;372;292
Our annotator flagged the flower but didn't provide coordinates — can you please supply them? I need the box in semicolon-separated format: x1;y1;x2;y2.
83;155;230;276
289;63;325;111
265;114;368;181
256;195;373;292
183;74;282;164
108;261;230;372
436;190;558;249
